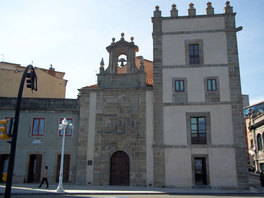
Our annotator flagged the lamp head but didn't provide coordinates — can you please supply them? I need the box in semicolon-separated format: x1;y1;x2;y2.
62;118;68;126
69;123;74;130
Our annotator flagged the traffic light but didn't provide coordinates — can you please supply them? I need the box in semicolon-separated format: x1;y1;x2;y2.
26;72;33;89
0;119;9;140
26;70;37;91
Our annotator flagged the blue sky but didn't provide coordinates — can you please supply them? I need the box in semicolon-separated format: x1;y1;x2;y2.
0;0;263;104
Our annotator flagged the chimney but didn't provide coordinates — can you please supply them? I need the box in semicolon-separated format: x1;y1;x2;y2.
48;64;56;76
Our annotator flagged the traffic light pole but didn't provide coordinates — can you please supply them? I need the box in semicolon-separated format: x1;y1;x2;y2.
4;65;36;198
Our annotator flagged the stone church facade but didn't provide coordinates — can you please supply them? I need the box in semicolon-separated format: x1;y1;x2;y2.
0;2;248;189
76;34;152;186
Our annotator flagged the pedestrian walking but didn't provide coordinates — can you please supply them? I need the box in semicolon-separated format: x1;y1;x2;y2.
39;166;49;188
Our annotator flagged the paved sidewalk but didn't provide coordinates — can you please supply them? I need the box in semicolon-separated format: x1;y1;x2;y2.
0;183;264;196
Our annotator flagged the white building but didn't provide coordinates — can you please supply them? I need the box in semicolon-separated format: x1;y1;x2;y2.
151;2;248;188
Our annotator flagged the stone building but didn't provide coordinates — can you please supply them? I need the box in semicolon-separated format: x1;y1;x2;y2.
76;33;153;186
151;1;248;188
0;2;249;189
245;101;264;172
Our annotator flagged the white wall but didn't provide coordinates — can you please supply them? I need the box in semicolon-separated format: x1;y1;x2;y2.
162;17;225;33
163;67;231;103
162;17;227;67
165;148;238;188
163;105;234;146
165;148;192;188
163;106;187;145
163;102;236;188
162;32;228;66
209;148;237;187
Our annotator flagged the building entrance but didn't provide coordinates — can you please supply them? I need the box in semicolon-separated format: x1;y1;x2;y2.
110;151;129;186
194;157;207;185
27;154;42;182
56;154;70;182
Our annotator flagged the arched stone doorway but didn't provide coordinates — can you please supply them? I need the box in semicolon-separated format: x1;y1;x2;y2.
110;151;129;186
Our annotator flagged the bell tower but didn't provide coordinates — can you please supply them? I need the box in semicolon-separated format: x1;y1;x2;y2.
97;33;146;88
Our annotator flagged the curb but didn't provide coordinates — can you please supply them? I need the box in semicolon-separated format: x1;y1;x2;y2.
1;184;264;196
1;191;264;196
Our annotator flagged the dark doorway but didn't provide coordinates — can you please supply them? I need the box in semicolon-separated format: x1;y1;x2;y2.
56;154;70;182
27;154;42;183
194;157;207;185
0;154;9;183
110;151;129;186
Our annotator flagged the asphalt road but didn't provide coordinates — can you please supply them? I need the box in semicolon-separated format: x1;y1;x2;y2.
9;195;264;198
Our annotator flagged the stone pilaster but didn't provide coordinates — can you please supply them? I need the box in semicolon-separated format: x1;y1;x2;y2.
152;6;165;187
225;6;249;189
76;92;90;184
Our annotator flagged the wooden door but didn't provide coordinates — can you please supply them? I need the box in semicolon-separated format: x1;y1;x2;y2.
27;154;42;183
56;154;70;182
110;151;129;186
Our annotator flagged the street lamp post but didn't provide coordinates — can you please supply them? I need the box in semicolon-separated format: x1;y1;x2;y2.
56;118;73;193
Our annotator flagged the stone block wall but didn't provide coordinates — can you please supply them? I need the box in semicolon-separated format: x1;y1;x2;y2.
225;11;249;189
93;89;147;186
